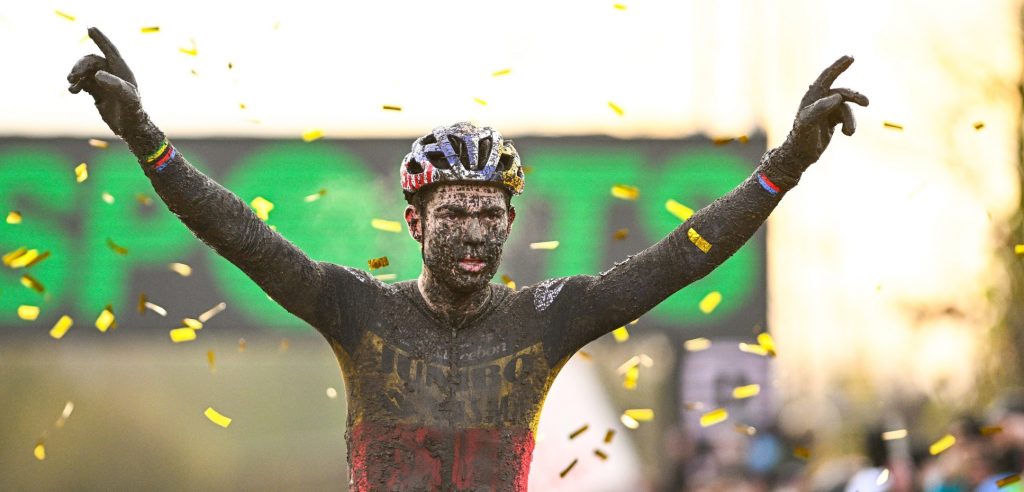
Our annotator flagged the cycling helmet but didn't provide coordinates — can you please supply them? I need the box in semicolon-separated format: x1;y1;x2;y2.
400;122;525;201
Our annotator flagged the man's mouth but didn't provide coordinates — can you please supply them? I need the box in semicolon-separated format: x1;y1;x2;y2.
457;257;486;273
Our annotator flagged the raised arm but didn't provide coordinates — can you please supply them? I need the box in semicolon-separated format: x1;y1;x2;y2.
549;56;869;355
67;28;339;331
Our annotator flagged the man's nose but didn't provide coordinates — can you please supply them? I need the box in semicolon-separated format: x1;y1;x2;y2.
464;218;485;244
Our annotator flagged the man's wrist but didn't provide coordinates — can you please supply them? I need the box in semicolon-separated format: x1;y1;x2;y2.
757;145;803;193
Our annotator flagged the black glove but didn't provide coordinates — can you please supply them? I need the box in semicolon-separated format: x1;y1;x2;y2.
67;27;144;138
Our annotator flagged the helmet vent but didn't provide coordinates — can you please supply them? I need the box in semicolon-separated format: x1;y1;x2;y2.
405;158;423;174
425;151;450;169
478;137;493;171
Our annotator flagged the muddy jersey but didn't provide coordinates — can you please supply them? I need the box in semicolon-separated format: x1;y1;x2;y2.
134;134;797;491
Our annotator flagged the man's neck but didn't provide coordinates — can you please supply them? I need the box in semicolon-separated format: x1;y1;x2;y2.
417;268;492;327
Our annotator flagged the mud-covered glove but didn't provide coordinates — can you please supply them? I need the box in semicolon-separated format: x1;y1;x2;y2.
67;27;144;138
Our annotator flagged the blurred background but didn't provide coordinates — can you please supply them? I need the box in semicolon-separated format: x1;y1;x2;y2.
1;0;1023;490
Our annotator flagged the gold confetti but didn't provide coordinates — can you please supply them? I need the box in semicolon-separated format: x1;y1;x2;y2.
608;101;625;116
95;306;115;332
88;138;108;148
699;408;728;427
170;327;196;343
9;249;40;268
735;424;757;436
882;429;908;440
367;256;389;270
883;121;904;131
666;199;694;221
49;315;74;339
569;424;589;439
207;350;216;372
75;163;88;182
620;414;640;429
144;301;167;317
198;302;226;323
304;188;327;202
559;458;578;478
594;449;608;460
18;305;40;320
613;3;627;9
179;39;198;56
136;193;153;206
739;342;769;356
21;274;45;293
374;273;397;281
604;429;615;443
34;442;45;460
732;384;761;399
973;121;985;130
6;210;21;224
3;247;28;266
302;129;324;142
981;425;1003;436
279;338;290;351
613;228;629;240
140;26;160;33
624;409;654;421
101;192;115;204
793;447;811;460
169;262;192;276
55;10;75;21
616;355;641;374
611;184;639;200
239;103;247;110
622;366;639;390
250;196;274;221
529;241;560;250
997;474;1021;488
687;228;712;253
738;135;750;143
371;219;403;233
182;318;203;330
712;137;736;145
501;274;516;290
204;407;232;428
23;251;51;268
382;105;402;111
929;434;956;455
106;238;128;255
757;332;777;356
684;337;711;352
326;387;338;399
473;98;488;106
577;351;592;360
56;401;74;427
698;291;722;314
492;68;512;77
612;326;629;342
1015;244;1024;255
238;338;247;352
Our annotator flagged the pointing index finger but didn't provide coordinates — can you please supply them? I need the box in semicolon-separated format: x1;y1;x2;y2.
87;27;133;81
812;55;854;89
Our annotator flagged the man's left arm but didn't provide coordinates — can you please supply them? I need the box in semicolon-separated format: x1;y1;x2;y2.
553;56;869;354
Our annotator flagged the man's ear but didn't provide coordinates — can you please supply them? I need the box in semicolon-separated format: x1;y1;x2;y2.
507;206;516;234
405;205;423;243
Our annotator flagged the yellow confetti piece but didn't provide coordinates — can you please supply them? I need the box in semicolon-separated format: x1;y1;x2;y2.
624;409;654;421
371;219;403;233
687;228;712;253
1015;244;1024;255
95;306;115;332
170;327;196;343
883;121;904;131
136;193;153;206
612;326;629;342
302;129;323;142
9;249;40;268
620;414;639;429
367;256;389;270
304;188;327;202
712;137;736;145
529;241;560;250
732;384;761;399
141;26;160;33
204;407;232;428
382;105;402;111
569;424;589;439
374;273;397;281
973;121;985;130
559;458;578;478
18;305;40;320
738;135;750;143
492;68;512;77
144;301;168;317
594;449;608;460
101;192;115;204
929;434;956;455
735;424;757;436
198;302;226;323
183;318;203;330
739;342;769;356
608;101;625;116
616;356;641;374
684;337;711;352
75;163;88;183
34;442;45;460
88;138;108;148
665;199;694;221
473;97;488;106
169;262;192;277
997;474;1021;488
699;291;722;314
250;196;274;221
50;315;74;339
604;429;615;443
6;210;21;224
613;228;629;240
59;401;75;422
757;332;777;356
55;10;75;21
622;366;639;390
793;447;811;460
882;429;908;440
326;387;338;399
3;247;27;265
106;237;128;255
501;274;516;290
611;184;639;200
700;408;728;427
981;425;1003;436
613;3;627;9
179;38;198;56
21;274;45;293
23;251;50;268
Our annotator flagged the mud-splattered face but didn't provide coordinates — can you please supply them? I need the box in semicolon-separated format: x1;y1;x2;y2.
406;184;515;295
